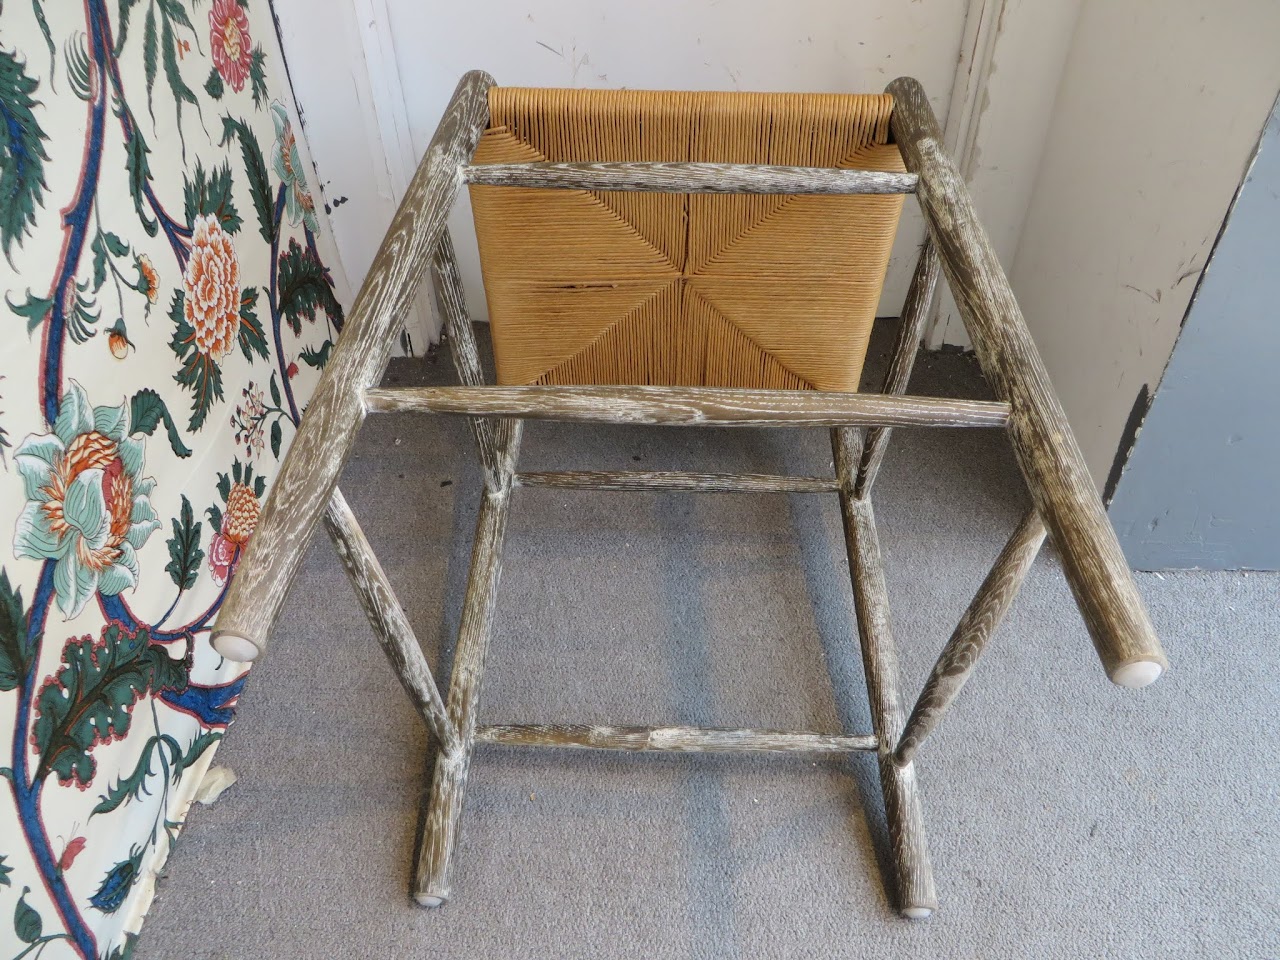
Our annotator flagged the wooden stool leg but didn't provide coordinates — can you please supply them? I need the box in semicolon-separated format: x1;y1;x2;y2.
324;488;460;756
833;428;938;918
415;488;512;906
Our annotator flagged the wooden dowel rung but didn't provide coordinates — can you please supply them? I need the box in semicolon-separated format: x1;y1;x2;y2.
463;161;918;195
516;470;838;493
323;488;460;757
364;385;1011;429
895;509;1047;766
475;724;878;754
856;237;942;499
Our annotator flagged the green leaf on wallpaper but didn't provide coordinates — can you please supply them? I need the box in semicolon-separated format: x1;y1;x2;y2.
14;886;42;943
31;624;187;788
268;372;281;408
91;229;131;291
125;122;159;237
0;568;37;692
103;230;130;256
129;387;193;458
6;289;53;334
0;48;51;267
66;284;102;344
0;854;11;887
277;238;345;335
169;291;225;431
158;0;196;33
115;0;144;56
165;495;204;591
204;66;224;100
102;937;139;960
92;729;220;817
299;339;333;370
159;7;199;140
220;115;275;244
66;32;95;102
270;419;282;459
183;160;241;233
249;46;268;109
92;736;165;815
142;0;158;120
174;346;224;432
216;470;231;504
30;0;56;84
237;287;269;361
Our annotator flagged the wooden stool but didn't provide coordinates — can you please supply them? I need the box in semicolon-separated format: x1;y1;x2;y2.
212;73;1167;918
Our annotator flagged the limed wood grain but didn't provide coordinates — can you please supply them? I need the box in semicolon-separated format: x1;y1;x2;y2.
895;509;1046;766
476;724;878;754
364;385;1011;429
515;470;839;494
416;490;511;908
856;237;942;498
212;71;495;662
886;76;1166;687
462;161;918;195
833;427;937;918
323;488;459;756
430;229;518;492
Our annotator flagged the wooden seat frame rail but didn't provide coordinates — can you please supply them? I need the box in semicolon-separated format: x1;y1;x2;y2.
211;72;1168;918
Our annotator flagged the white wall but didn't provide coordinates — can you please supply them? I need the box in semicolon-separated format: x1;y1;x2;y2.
1009;0;1280;483
927;0;1084;348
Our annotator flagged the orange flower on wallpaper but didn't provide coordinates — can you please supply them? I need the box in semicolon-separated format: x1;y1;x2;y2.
209;0;252;92
223;481;260;545
210;481;261;586
183;214;242;361
138;253;160;304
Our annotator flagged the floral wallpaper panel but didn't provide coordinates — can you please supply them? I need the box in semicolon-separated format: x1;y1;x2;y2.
0;1;346;956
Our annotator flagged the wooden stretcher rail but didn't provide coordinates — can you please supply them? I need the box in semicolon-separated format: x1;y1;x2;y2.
515;470;839;493
856;236;941;499
323;488;460;756
475;724;878;754
363;385;1011;429
895;509;1047;766
887;76;1167;688
462;161;919;195
210;71;495;663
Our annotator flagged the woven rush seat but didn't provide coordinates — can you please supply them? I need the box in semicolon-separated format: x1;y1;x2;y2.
469;88;907;390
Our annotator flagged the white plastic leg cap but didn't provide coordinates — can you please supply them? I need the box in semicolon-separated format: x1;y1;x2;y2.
212;632;262;663
1112;660;1163;689
902;906;933;920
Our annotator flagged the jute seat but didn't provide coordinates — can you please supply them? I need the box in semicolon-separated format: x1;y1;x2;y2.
212;73;1168;918
470;88;906;391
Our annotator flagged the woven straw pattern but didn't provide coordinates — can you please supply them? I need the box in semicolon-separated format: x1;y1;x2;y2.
469;88;906;391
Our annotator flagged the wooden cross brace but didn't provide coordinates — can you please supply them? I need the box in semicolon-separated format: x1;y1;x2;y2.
210;73;1168;918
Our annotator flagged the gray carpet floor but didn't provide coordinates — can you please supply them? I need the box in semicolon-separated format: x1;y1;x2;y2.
139;323;1280;959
